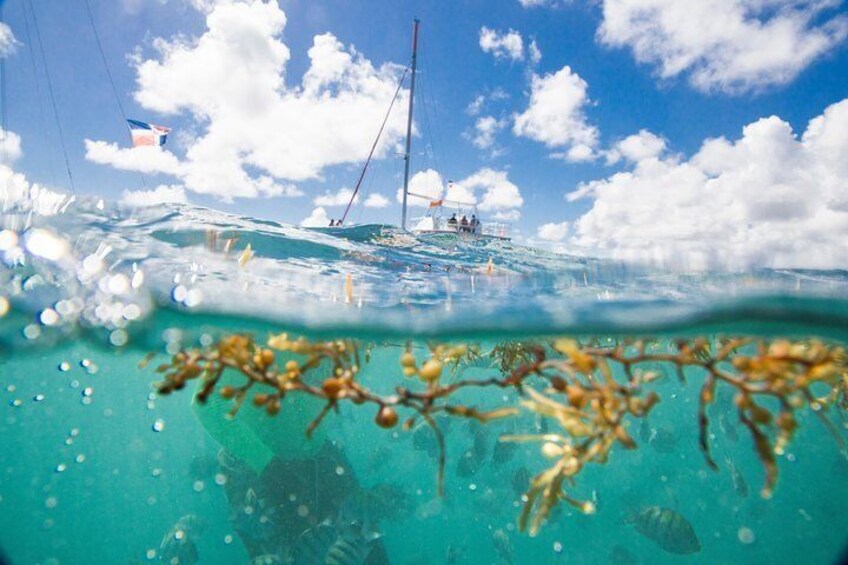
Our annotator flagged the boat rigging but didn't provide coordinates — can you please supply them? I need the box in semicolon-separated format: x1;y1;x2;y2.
338;19;510;241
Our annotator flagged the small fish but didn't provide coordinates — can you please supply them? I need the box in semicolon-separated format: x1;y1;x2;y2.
639;419;651;443
456;448;482;477
412;425;439;460
159;514;203;565
725;455;748;498
626;506;700;555
492;529;514;564
511;467;531;497
609;543;639;564
649;427;677;454
446;544;465;565
491;439;518;466
188;453;219;482
232;488;276;546
718;412;739;443
250;555;286;565
291;521;379;565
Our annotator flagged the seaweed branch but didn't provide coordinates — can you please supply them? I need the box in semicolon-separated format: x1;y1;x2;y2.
149;333;848;536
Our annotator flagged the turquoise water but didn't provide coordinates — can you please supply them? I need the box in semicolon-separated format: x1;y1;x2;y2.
2;199;848;564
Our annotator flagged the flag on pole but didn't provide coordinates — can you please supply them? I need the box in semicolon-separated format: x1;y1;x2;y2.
127;119;171;147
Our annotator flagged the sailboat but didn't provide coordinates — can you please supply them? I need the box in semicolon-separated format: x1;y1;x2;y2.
339;20;511;241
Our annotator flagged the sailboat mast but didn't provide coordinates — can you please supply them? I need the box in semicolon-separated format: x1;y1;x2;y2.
400;18;420;231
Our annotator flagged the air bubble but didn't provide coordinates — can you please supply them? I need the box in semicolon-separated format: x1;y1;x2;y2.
193;480;205;493
23;324;41;340
297;505;309;517
44;496;58;509
33;394;45;402
58;362;71;372
55;464;67;473
152;419;165;432
146;549;156;560
553;542;563;554
335;466;345;476
215;473;227;486
737;526;755;544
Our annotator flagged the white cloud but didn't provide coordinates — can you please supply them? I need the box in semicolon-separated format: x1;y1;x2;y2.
479;27;525;61
121;185;188;207
396;169;445;207
466;95;486;116
88;0;409;200
301;206;331;227
537;221;570;241
363;193;390;208
597;0;848;93
605;129;667;164
314;187;356;207
85;141;184;176
528;40;542;65
493;209;521;221
0;128;23;164
456;168;524;211
397;168;524;216
0;22;19;57
513;66;599;161
568;98;848;269
471;116;507;150
519;0;564;7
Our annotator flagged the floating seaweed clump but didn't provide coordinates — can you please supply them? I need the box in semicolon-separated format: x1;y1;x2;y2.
149;333;848;536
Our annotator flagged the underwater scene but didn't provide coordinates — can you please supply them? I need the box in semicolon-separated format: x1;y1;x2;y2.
2;200;848;564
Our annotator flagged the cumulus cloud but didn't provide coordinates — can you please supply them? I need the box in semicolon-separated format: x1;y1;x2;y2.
396;169;445;207
85;140;184;176
454;168;524;212
568;98;848;269
121;185;189;207
513;66;599;161
88;0;409;201
301;206;331;227
314;187;356;207
528;40;542;65
479;27;525;61
537;221;570;241
597;0;848;93
363;193;390;208
519;0;565;7
0;128;23;165
0;22;19;57
397;168;524;217
605;129;667;164
471;116;507;150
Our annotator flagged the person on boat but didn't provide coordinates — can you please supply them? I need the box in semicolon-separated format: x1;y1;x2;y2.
329;219;336;227
460;215;469;232
470;215;479;234
447;214;458;230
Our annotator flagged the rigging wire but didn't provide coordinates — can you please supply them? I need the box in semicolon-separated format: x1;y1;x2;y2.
340;65;409;225
82;0;148;190
83;0;127;120
26;0;75;193
0;2;7;170
20;0;58;187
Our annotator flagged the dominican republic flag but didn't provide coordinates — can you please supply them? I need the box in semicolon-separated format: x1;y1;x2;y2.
127;119;171;147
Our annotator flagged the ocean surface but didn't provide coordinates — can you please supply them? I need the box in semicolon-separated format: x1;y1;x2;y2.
1;198;848;564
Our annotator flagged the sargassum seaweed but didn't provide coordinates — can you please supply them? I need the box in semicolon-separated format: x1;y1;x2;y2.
147;334;848;536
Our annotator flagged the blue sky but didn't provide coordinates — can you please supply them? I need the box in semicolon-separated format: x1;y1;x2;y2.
1;0;848;267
